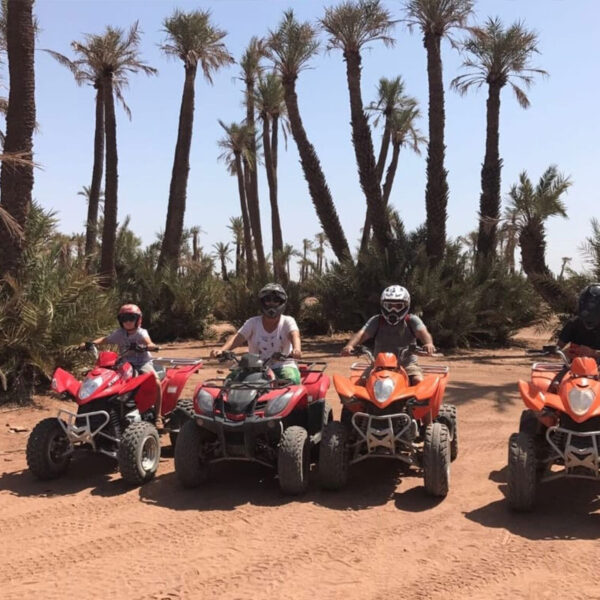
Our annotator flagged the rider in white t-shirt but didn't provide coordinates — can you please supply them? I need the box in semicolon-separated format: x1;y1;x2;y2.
211;284;302;384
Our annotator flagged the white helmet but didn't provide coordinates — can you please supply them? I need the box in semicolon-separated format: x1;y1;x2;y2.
380;285;410;325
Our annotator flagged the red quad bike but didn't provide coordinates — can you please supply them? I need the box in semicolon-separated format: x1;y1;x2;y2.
319;345;456;497
26;342;202;485
174;351;331;495
508;344;600;511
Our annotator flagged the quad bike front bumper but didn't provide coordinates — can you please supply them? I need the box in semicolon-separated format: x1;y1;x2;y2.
56;409;118;459
543;425;600;481
349;411;419;465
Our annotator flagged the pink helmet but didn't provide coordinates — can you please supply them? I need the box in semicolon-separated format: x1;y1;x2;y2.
118;304;142;328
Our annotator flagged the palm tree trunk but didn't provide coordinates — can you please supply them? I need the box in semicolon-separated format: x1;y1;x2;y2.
360;117;392;254
382;141;400;206
262;115;284;281
234;153;255;282
235;240;241;277
271;114;279;172
84;81;104;270
159;64;197;270
424;32;449;266
476;82;502;261
220;256;228;281
245;80;267;281
0;0;35;278
192;231;199;261
99;74;118;286
344;50;390;253
282;76;351;263
519;221;573;312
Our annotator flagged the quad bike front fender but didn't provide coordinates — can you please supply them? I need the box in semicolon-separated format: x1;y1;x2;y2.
161;367;199;415
518;380;546;412
333;374;369;402
51;368;81;397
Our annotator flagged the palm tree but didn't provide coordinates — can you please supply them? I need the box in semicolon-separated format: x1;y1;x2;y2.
499;205;519;273
218;120;255;282
314;231;328;275
300;237;314;282
404;0;474;265
45;28;135;269
320;0;396;254
228;216;245;277
508;166;573;311
266;10;351;264
558;257;571;281
452;17;547;262
189;226;203;262
279;243;298;281
360;75;409;250
240;37;268;281
158;10;234;269
213;242;232;281
381;102;425;208
60;24;156;285
581;218;600;281
0;0;35;277
255;71;288;281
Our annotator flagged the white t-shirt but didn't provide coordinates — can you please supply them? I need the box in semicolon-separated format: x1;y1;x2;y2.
238;315;299;368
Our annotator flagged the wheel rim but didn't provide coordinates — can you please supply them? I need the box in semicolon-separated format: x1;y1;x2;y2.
139;435;159;473
47;429;69;467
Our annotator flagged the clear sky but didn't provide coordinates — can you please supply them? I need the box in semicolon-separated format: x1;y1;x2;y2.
23;0;600;274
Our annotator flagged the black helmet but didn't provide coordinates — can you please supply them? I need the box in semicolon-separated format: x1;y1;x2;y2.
578;283;600;330
258;283;287;318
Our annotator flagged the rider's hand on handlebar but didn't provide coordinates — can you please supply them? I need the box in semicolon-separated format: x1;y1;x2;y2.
210;349;223;359
341;345;354;357
290;348;302;360
422;343;436;356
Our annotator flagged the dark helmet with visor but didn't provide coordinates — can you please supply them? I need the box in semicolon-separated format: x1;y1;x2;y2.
578;283;600;330
259;283;287;318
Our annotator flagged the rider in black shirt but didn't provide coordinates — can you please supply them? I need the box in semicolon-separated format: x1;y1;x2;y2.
557;283;600;360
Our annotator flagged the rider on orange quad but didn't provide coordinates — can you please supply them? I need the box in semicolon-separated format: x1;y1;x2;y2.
341;285;435;384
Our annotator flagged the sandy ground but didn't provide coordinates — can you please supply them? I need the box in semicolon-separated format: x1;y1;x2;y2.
1;325;599;600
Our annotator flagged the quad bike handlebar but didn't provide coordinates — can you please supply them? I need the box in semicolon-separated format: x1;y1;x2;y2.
526;345;570;366
82;341;161;362
351;343;442;362
217;350;289;365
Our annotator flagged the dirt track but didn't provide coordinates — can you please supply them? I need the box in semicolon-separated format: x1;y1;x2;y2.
1;329;599;600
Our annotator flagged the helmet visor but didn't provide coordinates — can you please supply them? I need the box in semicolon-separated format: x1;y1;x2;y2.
262;293;284;306
382;300;408;314
119;313;138;323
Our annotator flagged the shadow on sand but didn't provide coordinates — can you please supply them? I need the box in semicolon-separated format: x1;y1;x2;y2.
138;458;437;513
0;453;131;498
464;465;600;541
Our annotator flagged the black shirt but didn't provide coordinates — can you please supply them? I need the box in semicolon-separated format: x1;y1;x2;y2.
558;316;600;349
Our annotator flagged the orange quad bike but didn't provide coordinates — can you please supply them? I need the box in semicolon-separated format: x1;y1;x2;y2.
508;344;600;511
319;345;456;497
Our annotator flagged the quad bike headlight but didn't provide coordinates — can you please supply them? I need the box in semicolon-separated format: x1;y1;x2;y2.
568;388;595;416
265;392;293;417
196;389;214;414
374;377;395;404
78;376;103;400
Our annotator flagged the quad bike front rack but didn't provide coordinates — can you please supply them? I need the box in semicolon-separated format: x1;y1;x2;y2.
349;411;417;465
543;425;600;481
57;408;119;458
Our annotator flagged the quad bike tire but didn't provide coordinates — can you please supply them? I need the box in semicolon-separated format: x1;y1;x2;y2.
507;432;537;511
174;420;211;488
519;409;540;435
169;398;195;448
26;418;71;480
118;421;161;485
423;422;451;497
318;421;348;491
310;401;333;462
437;404;458;461
278;426;310;495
